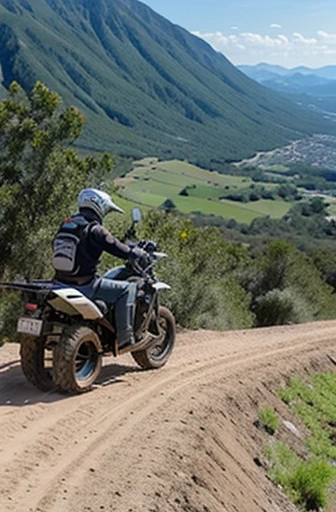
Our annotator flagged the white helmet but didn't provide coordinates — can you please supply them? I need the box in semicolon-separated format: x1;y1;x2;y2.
78;189;124;219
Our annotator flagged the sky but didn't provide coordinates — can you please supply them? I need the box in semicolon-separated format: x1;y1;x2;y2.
141;0;336;69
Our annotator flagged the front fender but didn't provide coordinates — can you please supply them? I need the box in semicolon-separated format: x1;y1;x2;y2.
152;282;171;291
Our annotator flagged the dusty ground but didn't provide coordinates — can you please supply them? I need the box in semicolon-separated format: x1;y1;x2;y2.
1;321;336;512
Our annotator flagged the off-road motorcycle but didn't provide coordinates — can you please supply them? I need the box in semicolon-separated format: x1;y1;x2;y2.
0;209;175;393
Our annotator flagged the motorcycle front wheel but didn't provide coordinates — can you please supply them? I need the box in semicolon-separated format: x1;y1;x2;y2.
53;325;102;393
131;306;176;369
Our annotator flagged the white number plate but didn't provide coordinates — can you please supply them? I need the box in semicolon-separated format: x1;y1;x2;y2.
17;317;43;337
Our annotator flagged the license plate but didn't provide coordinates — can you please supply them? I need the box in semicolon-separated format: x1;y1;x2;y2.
17;317;43;336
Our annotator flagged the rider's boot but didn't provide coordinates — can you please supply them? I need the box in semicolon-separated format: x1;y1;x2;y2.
118;332;136;350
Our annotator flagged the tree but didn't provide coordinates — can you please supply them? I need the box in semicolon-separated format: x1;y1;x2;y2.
179;187;189;197
310;197;328;215
0;82;114;279
160;199;176;212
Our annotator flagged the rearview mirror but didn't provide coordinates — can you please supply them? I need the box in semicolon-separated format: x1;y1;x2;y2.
132;208;142;223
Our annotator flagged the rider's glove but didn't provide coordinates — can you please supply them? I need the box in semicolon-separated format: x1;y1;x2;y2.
130;247;151;268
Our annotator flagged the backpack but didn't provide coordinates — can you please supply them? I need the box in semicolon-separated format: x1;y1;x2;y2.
52;217;95;275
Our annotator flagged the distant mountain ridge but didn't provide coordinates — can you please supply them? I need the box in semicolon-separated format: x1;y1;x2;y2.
238;63;336;96
1;0;335;165
239;63;336;80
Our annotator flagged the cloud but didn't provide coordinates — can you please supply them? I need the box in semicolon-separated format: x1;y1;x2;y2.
191;29;336;67
317;30;336;44
270;24;282;29
231;26;239;31
293;33;317;45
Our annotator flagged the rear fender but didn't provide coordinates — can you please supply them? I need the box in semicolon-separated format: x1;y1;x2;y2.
48;288;103;320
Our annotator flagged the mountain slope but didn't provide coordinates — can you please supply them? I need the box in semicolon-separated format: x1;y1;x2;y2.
1;0;335;165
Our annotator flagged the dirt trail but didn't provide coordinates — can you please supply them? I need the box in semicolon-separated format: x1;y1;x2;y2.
1;321;336;512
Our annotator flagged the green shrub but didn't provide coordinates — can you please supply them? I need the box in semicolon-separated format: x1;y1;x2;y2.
254;288;312;326
138;211;254;330
249;240;336;326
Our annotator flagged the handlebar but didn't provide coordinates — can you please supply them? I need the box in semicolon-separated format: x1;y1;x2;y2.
127;242;167;278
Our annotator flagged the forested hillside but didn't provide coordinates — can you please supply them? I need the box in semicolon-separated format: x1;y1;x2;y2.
0;0;335;166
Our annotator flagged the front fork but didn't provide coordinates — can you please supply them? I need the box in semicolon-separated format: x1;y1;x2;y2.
136;291;161;338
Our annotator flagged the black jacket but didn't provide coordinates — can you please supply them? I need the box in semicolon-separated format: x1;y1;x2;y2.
55;208;131;284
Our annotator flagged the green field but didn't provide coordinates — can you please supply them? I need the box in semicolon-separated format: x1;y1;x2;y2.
116;159;294;223
261;164;290;173
111;195;151;215
326;198;336;216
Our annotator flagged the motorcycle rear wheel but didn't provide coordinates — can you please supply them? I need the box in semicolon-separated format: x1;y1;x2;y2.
20;335;54;391
131;306;176;369
53;325;102;393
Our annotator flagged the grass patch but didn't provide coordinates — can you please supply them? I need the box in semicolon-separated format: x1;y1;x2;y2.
326;198;336;216
187;184;226;200
112;194;152;216
266;442;335;511
278;373;336;459
258;408;280;434
263;373;336;510
264;164;290;173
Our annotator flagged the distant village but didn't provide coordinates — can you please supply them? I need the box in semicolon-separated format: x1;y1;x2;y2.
240;134;336;170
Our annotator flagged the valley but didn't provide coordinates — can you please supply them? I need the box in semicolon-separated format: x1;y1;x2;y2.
115;136;336;224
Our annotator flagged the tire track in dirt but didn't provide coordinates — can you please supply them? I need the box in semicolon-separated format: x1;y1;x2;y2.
28;340;328;509
0;328;329;466
1;321;336;512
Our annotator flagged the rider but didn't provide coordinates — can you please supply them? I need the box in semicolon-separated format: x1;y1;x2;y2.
52;188;148;350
